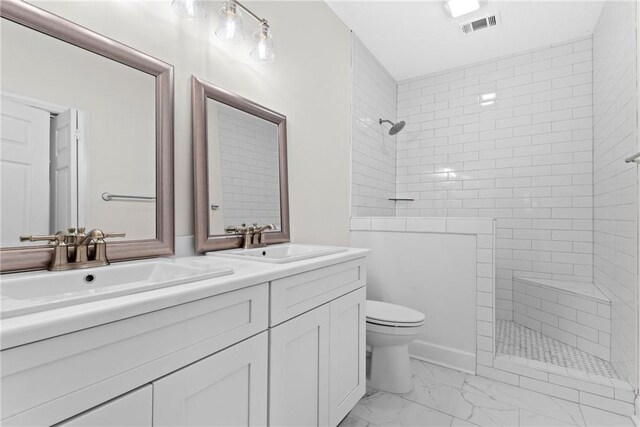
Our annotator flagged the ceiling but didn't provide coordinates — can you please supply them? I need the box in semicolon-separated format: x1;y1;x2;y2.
326;0;605;81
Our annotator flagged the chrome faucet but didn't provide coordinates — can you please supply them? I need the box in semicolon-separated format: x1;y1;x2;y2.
225;223;276;249
20;227;126;271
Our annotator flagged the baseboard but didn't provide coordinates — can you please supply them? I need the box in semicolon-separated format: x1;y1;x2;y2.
409;339;476;374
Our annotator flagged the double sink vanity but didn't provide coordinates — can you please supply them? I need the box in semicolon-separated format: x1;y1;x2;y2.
0;1;368;426
1;245;368;426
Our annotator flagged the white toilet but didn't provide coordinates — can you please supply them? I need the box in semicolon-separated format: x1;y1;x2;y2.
366;300;425;393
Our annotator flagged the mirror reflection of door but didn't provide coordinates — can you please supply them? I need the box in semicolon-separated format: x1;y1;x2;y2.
0;96;87;246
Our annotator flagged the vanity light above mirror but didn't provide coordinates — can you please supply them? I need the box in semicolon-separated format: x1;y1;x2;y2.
192;76;290;253
171;0;275;62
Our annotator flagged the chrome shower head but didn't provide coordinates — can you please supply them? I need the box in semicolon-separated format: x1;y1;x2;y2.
379;118;406;135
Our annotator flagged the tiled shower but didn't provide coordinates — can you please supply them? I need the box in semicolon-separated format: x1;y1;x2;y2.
350;0;637;413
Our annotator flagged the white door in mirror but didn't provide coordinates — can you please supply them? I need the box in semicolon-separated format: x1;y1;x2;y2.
0;98;50;246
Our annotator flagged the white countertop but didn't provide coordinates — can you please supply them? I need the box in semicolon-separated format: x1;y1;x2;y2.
0;246;369;350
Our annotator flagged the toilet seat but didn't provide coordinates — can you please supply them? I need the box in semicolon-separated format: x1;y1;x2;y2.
366;300;425;327
366;318;424;328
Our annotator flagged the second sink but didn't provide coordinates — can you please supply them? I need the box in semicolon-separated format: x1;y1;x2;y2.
207;243;347;263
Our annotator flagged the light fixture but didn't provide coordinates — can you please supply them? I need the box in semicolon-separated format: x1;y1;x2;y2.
443;0;481;18
215;1;244;43
215;0;275;62
171;0;207;20
171;0;275;62
250;22;275;63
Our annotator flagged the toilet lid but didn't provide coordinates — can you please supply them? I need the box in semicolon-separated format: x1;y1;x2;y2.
366;300;425;325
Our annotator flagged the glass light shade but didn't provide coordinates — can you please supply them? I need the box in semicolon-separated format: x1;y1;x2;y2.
443;0;480;18
250;24;275;63
171;0;206;20
215;2;244;43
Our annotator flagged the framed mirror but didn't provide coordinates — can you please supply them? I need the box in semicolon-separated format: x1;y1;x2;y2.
1;0;174;272
192;76;289;252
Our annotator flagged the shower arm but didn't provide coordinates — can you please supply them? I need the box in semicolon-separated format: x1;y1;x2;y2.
379;119;394;126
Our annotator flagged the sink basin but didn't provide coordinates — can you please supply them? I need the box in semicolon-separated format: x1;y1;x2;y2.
0;260;233;318
208;244;347;263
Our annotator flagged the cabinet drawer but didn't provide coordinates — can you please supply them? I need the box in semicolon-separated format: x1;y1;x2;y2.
1;283;268;426
270;258;365;326
54;385;152;427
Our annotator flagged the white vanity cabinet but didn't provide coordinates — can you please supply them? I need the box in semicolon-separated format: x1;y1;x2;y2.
269;259;367;427
153;332;268;427
328;287;367;426
1;283;269;427
1;252;367;427
270;304;331;426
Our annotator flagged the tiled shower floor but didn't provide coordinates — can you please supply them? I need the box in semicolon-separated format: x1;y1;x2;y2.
496;320;620;379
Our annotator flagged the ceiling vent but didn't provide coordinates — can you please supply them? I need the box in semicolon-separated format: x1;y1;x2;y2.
460;13;500;34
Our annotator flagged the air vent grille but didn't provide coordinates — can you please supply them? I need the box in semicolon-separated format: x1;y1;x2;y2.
460;13;500;35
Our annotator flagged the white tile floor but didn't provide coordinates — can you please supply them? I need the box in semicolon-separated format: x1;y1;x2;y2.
339;358;635;427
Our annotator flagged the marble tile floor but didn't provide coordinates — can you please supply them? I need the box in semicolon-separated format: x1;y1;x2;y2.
339;358;635;427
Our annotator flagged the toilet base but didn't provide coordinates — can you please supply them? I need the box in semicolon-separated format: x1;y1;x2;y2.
369;343;413;393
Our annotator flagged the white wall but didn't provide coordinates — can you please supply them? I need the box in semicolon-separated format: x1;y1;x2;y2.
593;0;638;388
395;38;595;321
352;229;478;372
351;35;397;217
26;0;353;246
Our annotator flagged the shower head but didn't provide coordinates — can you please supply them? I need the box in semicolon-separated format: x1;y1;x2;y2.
379;118;406;136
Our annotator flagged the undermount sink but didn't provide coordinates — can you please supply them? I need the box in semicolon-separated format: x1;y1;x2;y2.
208;243;347;263
0;260;233;318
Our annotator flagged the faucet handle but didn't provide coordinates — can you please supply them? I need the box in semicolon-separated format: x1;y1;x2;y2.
65;228;77;244
225;225;246;234
20;232;66;244
104;232;126;239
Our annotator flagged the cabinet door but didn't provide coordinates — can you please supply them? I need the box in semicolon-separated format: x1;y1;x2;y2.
269;305;330;427
55;385;152;427
329;288;366;426
153;332;268;427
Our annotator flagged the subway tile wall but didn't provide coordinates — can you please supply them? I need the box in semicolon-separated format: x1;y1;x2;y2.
395;38;595;321
513;278;611;361
593;0;638;388
218;104;281;227
351;34;397;216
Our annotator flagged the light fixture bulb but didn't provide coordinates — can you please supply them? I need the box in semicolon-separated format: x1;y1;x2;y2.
250;23;274;63
443;0;480;18
171;0;206;20
215;1;244;43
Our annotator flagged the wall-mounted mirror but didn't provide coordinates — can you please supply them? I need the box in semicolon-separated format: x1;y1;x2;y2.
1;0;174;272
192;76;289;252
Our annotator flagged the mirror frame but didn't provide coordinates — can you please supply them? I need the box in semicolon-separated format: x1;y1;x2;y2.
192;76;290;253
0;0;175;273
